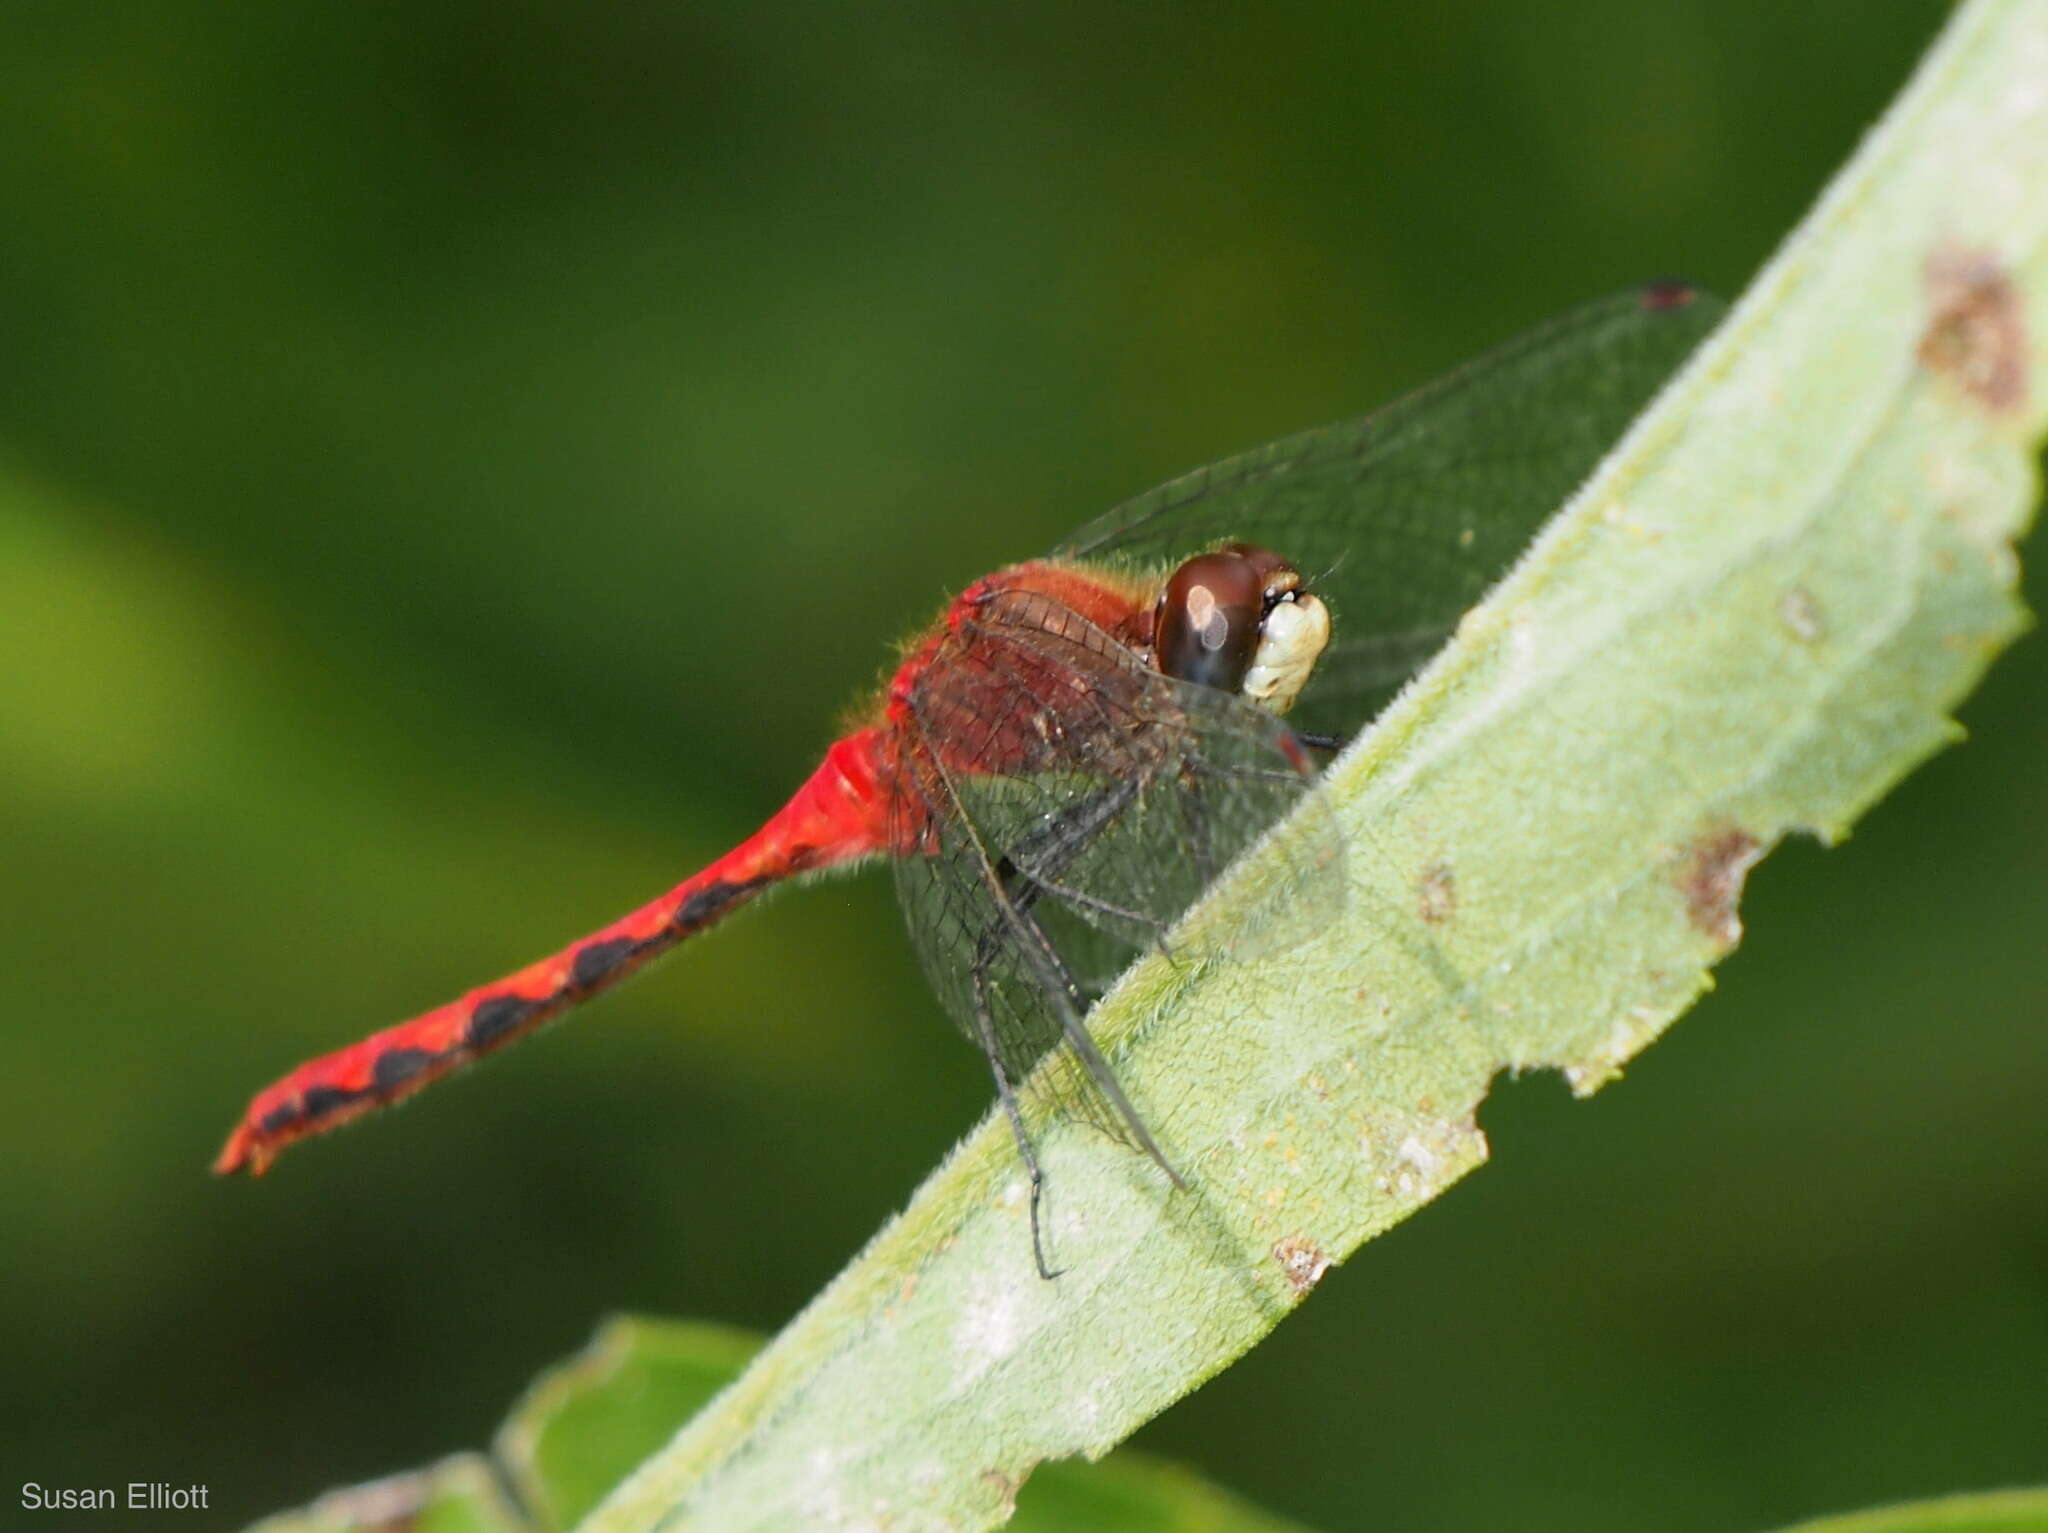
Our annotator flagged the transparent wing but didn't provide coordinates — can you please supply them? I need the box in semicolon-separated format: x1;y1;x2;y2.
1055;285;1725;739
888;585;1327;1137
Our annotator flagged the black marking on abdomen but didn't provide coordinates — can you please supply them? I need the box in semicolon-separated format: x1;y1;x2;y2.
672;876;770;932
259;1103;300;1137
372;1047;436;1092
468;993;542;1049
300;1083;365;1122
571;937;639;989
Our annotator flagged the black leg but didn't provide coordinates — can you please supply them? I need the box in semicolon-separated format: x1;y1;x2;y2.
970;944;1061;1279
1001;777;1177;948
975;839;1184;1196
1005;899;1183;1190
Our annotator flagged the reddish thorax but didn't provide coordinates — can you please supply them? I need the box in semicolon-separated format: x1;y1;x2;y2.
883;559;1155;770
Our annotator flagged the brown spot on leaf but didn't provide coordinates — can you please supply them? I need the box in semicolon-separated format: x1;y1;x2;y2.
1780;587;1824;643
1678;828;1762;946
1637;280;1699;311
980;1465;1031;1518
1417;862;1456;924
1920;247;2028;413
1273;1235;1332;1297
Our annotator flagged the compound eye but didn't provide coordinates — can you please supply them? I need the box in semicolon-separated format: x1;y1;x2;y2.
1155;551;1266;693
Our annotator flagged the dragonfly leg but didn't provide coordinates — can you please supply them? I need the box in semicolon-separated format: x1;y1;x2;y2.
1184;753;1316;788
970;941;1061;1279
1002;777;1178;954
1004;775;1139;868
1011;870;1178;956
996;890;1186;1193
1296;731;1346;753
968;845;1185;1203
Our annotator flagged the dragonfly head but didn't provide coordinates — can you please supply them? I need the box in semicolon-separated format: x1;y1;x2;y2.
1154;544;1330;714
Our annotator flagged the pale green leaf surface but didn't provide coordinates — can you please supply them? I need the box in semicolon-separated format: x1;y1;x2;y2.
583;3;2047;1528
1765;1488;2048;1533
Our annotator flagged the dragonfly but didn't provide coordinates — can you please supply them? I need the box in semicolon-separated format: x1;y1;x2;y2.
216;284;1722;1276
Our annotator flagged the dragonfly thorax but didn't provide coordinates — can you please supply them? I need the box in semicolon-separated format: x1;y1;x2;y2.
1154;544;1330;715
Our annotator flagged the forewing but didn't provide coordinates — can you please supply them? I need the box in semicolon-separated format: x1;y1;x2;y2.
888;587;1324;1123
1055;285;1726;739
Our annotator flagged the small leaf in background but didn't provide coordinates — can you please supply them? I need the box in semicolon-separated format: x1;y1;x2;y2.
1765;1488;2048;1533
498;1318;762;1532
247;1455;521;1533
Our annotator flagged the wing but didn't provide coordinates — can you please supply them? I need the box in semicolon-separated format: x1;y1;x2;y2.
1056;284;1725;739
888;584;1328;1140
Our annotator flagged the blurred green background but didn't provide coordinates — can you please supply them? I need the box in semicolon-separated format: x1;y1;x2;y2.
2;3;2042;1529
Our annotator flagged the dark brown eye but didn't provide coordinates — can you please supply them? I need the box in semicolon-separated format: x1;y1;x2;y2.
1155;550;1268;693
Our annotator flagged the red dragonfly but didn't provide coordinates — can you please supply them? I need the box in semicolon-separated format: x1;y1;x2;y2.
217;287;1719;1274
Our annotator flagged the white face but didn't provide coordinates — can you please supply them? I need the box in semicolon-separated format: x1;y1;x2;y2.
1241;590;1330;714
1153;544;1332;715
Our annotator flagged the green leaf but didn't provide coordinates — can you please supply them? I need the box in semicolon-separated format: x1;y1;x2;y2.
1007;1456;1313;1533
499;1317;765;1532
247;1318;1312;1532
576;2;2048;1528
246;1455;523;1533
1765;1488;2048;1533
